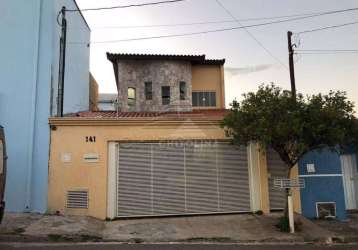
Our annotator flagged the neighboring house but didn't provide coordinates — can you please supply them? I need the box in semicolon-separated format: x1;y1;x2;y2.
97;94;118;111
299;149;358;220
47;53;302;219
0;0;90;213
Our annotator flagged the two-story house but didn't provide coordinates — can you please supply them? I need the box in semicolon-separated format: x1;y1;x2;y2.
47;53;302;220
106;53;225;112
0;0;90;213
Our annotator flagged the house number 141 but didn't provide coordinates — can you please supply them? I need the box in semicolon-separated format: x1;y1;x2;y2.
86;136;96;142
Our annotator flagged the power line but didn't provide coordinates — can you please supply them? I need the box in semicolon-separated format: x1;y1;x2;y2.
297;49;358;52
295;49;358;54
88;10;341;30
214;0;288;70
66;0;185;12
296;20;358;34
296;51;358;54
69;6;358;44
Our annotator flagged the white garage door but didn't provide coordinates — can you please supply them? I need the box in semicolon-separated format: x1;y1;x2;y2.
116;142;251;217
267;148;288;210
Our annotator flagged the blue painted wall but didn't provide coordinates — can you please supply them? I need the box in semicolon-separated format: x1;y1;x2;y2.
0;0;90;213
299;149;346;220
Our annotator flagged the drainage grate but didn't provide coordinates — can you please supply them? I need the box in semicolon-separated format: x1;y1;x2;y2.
66;190;88;209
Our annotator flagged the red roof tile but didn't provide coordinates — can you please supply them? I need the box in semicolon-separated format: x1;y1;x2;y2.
66;109;229;119
106;53;225;65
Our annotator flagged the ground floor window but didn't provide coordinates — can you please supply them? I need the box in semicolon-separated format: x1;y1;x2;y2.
192;91;216;107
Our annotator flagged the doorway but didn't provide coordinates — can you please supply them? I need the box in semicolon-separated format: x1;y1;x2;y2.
341;154;358;210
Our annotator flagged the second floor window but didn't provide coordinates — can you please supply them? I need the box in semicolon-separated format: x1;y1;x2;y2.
180;81;186;100
192;91;216;107
145;81;152;100
128;87;136;108
162;86;170;105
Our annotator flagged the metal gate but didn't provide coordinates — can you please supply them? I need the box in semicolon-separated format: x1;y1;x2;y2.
267;148;287;210
116;142;250;217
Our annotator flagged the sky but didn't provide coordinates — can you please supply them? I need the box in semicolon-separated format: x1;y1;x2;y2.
74;0;358;111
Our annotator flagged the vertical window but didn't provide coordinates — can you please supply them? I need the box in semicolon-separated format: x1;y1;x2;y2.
179;81;186;100
127;87;136;109
209;92;216;106
162;86;170;105
145;81;152;100
192;92;216;107
192;92;199;107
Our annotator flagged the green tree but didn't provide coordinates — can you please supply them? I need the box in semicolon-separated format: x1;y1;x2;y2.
221;84;357;217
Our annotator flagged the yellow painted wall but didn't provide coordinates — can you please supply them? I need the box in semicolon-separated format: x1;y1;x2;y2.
48;118;299;219
48;119;227;219
258;148;270;214
191;65;225;109
290;165;302;214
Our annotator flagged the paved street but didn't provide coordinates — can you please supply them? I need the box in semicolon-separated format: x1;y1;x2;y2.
1;244;358;250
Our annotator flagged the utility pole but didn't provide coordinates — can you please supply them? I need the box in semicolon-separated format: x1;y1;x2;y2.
57;6;67;117
287;31;296;99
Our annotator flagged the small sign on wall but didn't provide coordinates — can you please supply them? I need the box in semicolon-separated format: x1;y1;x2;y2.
306;163;316;173
61;153;72;163
83;153;99;163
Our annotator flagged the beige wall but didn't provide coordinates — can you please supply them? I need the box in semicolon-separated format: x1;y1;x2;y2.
48;118;227;219
192;65;225;109
48;118;302;219
290;165;302;213
89;73;99;111
258;148;270;214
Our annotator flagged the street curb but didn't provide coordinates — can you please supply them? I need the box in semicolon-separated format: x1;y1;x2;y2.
1;234;357;245
332;236;358;244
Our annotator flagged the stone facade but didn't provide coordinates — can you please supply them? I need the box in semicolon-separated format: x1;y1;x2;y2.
116;60;192;112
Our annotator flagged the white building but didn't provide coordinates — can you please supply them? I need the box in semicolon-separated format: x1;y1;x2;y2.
0;0;90;213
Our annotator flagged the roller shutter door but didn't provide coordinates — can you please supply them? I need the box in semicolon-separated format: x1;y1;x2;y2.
116;142;250;217
267;148;288;210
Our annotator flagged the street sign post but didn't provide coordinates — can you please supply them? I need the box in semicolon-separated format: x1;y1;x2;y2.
274;178;305;233
274;178;305;189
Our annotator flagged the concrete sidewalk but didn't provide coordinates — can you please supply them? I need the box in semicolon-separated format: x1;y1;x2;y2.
0;212;337;243
311;213;358;243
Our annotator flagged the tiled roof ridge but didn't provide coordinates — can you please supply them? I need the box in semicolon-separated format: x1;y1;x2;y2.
106;53;225;65
64;109;229;118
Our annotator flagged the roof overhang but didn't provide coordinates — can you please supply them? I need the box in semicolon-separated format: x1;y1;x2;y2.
49;117;223;126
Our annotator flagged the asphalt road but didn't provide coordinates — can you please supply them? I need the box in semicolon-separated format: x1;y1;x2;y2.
1;244;358;250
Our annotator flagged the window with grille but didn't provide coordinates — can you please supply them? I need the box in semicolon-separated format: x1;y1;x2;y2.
128;87;136;109
180;81;186;100
192;91;216;107
162;86;170;105
145;82;152;100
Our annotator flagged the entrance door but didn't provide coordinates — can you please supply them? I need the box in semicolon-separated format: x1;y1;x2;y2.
116;142;251;217
341;154;358;210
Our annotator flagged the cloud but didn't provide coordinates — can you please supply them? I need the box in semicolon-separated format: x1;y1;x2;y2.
225;64;275;76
